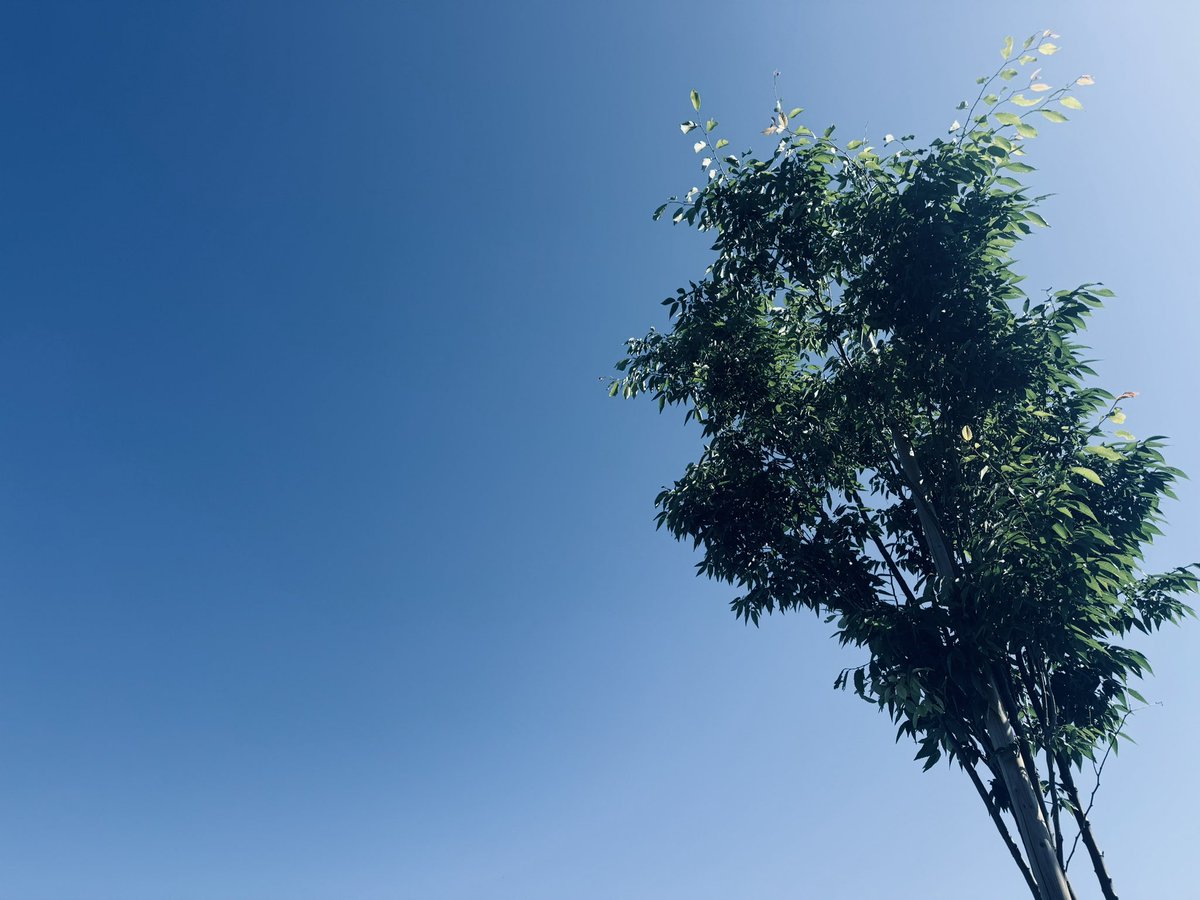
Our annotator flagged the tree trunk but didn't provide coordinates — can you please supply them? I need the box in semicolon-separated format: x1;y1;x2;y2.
985;679;1074;900
891;437;1073;900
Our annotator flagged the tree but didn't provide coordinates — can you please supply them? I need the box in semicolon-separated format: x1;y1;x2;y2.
614;33;1195;900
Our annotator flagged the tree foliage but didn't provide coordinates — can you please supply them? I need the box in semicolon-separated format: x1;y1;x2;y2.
616;32;1194;899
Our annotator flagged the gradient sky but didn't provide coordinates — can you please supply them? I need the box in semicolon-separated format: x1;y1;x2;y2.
0;2;1196;898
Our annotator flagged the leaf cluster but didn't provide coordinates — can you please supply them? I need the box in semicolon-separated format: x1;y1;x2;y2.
615;37;1195;784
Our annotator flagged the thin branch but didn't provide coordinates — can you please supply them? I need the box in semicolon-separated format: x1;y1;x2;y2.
960;755;1040;899
849;488;919;606
1058;754;1119;900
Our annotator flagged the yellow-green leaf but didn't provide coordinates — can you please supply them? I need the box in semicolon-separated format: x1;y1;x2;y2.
690;89;701;111
1085;445;1124;462
715;138;729;149
1071;466;1104;486
1016;123;1038;138
995;112;1021;127
1038;42;1059;55
1026;211;1049;227
1060;96;1084;110
1109;410;1127;425
961;425;974;442
1011;94;1039;107
1002;36;1014;59
1040;109;1068;123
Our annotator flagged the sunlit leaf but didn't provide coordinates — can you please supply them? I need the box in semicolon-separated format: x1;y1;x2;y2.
690;89;701;111
961;425;974;441
1011;94;1039;107
1016;123;1038;138
995;112;1021;127
1038;42;1059;55
1071;466;1105;486
1060;96;1084;110
680;121;698;134
1040;109;1068;122
1002;35;1014;59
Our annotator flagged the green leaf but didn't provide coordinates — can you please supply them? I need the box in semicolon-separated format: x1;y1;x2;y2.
706;118;718;132
1040;109;1069;123
788;107;803;118
1085;444;1124;462
1060;96;1084;110
846;139;864;150
1071;466;1105;486
999;68;1018;81
995;112;1021;127
608;381;620;397
1018;54;1037;65
1038;42;1059;55
1109;410;1127;425
1016;123;1038;138
1114;429;1136;441
690;89;701;111
1010;94;1038;107
1025;211;1049;227
1002;36;1014;59
715;138;729;149
1005;161;1036;173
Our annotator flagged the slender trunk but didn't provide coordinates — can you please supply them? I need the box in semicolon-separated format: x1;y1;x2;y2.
1056;755;1119;900
985;680;1074;900
892;436;1073;899
960;752;1040;899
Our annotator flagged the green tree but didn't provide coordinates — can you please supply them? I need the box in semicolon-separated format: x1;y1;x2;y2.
615;33;1194;900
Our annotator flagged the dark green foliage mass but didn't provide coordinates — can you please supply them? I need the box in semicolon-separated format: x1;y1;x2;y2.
616;33;1194;897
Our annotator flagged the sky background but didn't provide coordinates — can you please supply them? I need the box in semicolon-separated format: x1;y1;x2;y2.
0;2;1196;898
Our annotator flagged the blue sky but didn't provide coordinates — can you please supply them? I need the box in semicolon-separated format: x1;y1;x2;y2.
0;2;1196;898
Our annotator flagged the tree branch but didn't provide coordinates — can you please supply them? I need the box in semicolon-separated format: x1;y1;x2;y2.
959;753;1040;899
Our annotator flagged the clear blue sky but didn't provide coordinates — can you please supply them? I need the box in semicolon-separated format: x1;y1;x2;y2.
0;2;1195;898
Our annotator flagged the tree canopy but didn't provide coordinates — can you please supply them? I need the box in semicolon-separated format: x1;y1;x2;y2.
615;32;1195;900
